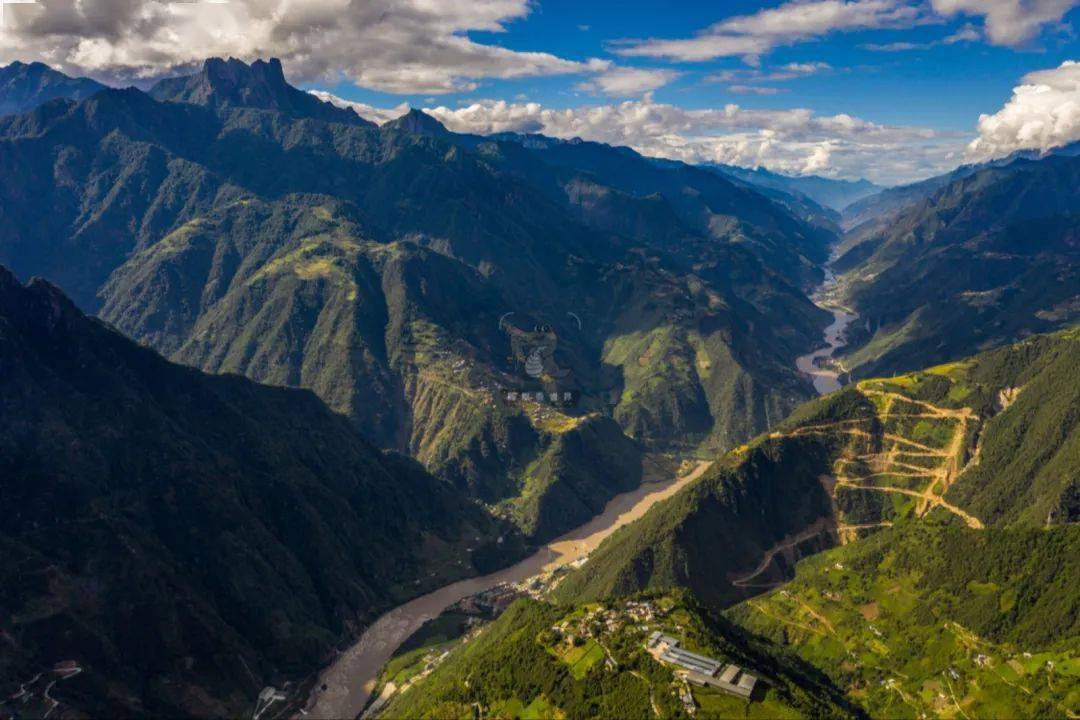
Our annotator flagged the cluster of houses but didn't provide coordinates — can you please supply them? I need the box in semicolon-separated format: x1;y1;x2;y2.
544;600;671;653
452;582;524;616
625;599;661;623
646;632;759;700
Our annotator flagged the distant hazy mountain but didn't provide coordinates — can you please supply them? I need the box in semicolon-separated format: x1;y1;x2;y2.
704;162;882;211
841;140;1080;231
0;60;103;116
0;265;516;718
0;59;838;544
835;153;1080;378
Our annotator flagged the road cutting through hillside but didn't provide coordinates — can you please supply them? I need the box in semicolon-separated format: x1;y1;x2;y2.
764;385;984;529
732;518;837;588
305;459;713;720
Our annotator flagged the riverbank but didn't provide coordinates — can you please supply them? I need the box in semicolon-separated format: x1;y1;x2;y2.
796;269;858;396
305;458;713;720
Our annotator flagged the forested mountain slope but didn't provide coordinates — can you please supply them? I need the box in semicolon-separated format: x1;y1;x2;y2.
834;154;1080;378
840;140;1080;232
386;332;1080;719
0;58;835;540
0;61;103;117
0;267;518;718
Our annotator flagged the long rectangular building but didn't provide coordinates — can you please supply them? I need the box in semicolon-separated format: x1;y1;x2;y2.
659;647;723;677
683;668;759;699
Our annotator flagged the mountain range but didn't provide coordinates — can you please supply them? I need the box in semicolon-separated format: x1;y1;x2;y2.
0;61;104;118
1;55;1078;720
0;57;836;543
834;154;1080;378
705;162;882;211
389;330;1080;719
0;266;521;718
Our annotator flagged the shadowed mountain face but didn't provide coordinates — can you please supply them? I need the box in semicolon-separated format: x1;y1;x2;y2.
0;58;835;541
149;57;372;126
834;155;1080;378
0;266;518;718
0;61;104;117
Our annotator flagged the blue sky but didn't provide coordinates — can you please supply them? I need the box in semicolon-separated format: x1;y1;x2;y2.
329;0;1078;131
3;0;1080;184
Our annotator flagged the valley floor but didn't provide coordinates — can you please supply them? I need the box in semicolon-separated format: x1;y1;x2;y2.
305;458;713;719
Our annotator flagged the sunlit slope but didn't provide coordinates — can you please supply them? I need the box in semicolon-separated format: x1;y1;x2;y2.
383;595;863;720
728;525;1080;719
556;331;1080;604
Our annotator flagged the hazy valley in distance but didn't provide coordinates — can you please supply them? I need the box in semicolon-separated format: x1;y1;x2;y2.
1;2;1079;718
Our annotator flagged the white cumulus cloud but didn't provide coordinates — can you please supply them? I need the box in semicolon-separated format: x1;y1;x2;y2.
967;60;1080;160
317;92;964;184
576;67;681;96
931;0;1078;47
615;0;927;63
308;91;411;124
0;0;610;92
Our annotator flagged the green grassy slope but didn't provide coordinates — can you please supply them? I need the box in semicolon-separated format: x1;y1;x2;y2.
556;330;1080;606
728;525;1080;719
384;595;862;720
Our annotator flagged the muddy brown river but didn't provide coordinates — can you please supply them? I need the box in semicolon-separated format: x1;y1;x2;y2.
305;460;713;719
795;269;858;395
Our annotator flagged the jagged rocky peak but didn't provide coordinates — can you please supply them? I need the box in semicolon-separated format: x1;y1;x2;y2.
383;107;449;136
201;56;288;101
149;56;374;126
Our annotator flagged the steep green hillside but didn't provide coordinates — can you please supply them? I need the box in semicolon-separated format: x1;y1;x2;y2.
503;414;643;541
728;525;1080;719
941;331;1080;526
0;58;835;534
383;595;862;720
373;332;1080;720
835;155;1080;378
556;330;1080;605
0;267;519;718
